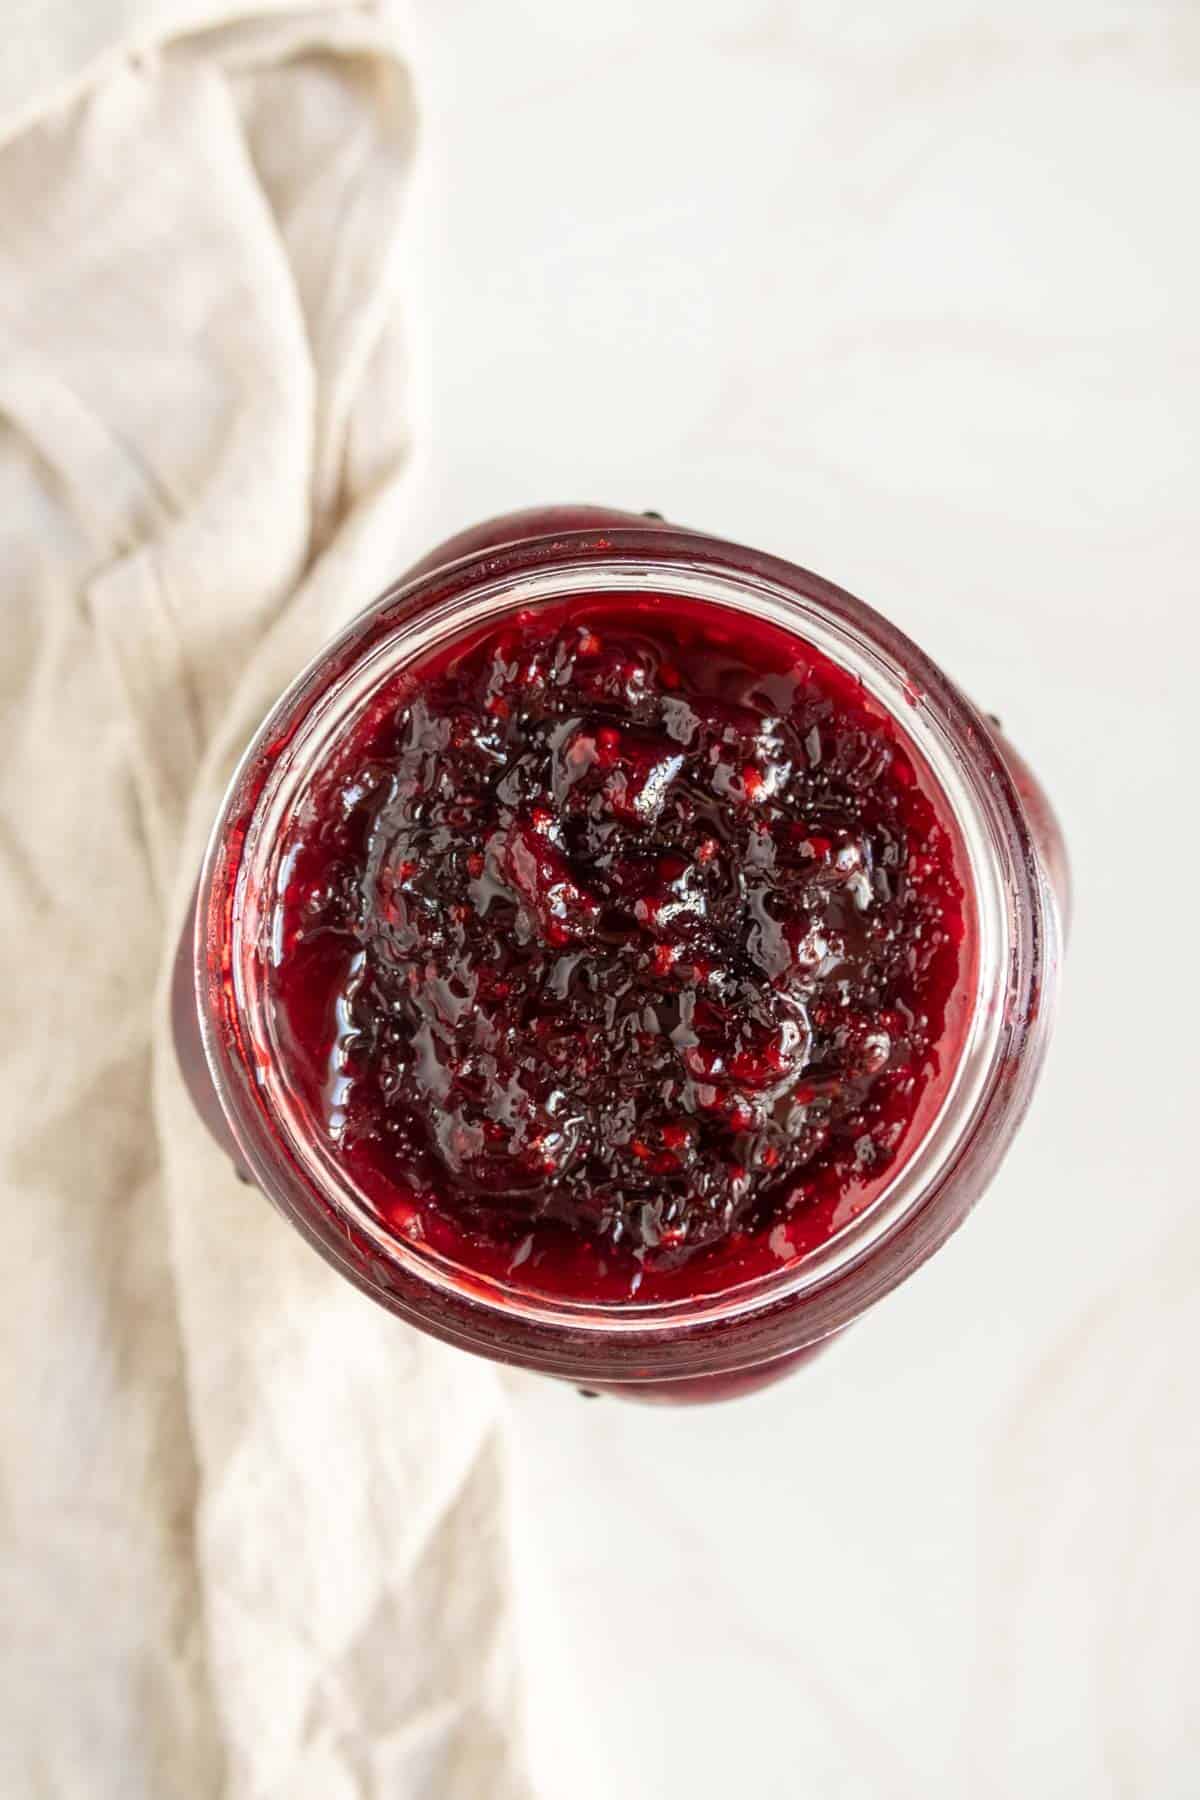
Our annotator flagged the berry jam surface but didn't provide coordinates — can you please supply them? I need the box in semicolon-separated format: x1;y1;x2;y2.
269;595;971;1304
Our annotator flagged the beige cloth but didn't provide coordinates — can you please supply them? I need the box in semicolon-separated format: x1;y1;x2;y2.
0;7;531;1797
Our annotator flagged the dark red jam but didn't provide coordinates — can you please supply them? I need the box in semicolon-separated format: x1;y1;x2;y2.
269;595;970;1303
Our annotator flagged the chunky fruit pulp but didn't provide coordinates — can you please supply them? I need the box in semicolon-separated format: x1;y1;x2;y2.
269;593;970;1304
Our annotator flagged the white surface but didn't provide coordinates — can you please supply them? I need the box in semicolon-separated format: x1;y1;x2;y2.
411;4;1200;1796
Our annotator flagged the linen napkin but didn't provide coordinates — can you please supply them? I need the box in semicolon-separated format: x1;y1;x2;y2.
0;6;532;1795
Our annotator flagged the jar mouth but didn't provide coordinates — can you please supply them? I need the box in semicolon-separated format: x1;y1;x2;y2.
198;528;1058;1374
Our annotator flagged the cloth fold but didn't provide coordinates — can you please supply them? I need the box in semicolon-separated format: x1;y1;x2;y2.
0;7;531;1796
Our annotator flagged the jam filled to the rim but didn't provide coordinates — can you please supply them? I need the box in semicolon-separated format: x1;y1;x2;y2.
269;594;971;1304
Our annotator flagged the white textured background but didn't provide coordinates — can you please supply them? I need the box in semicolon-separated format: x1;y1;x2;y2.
411;4;1199;1796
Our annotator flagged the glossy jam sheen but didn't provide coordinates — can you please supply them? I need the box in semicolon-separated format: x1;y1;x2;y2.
268;593;970;1305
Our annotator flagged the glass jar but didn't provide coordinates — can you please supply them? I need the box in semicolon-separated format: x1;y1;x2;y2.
174;507;1066;1402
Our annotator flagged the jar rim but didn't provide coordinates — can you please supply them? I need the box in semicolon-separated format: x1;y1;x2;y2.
197;525;1061;1379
